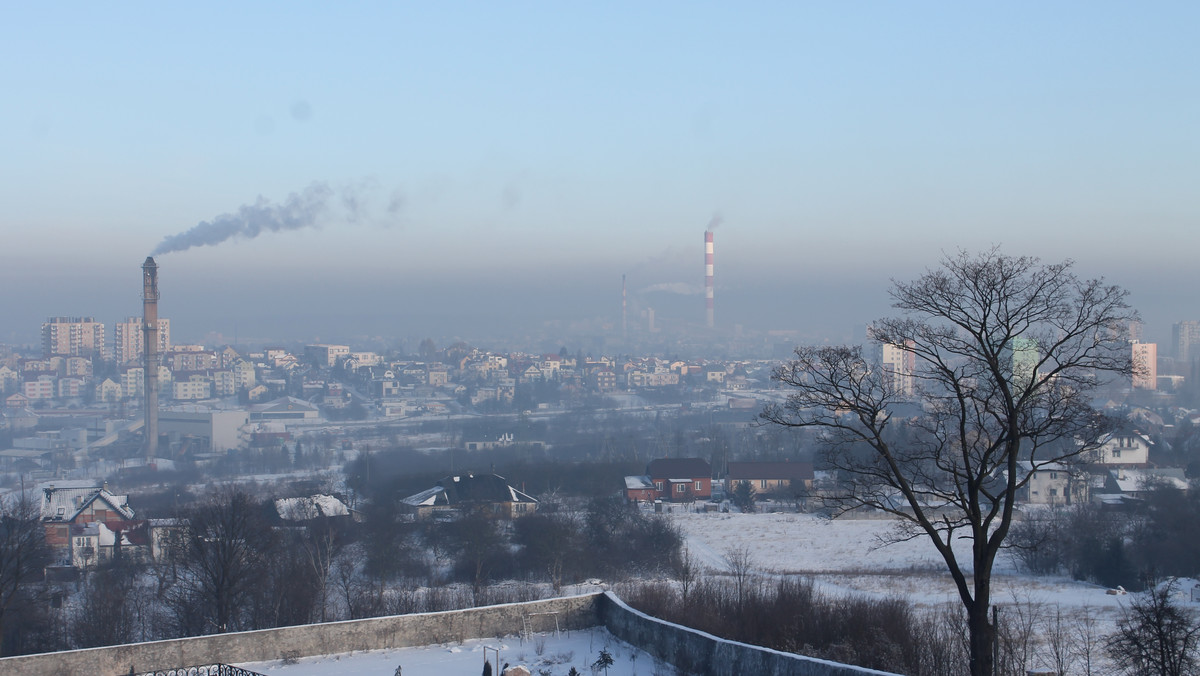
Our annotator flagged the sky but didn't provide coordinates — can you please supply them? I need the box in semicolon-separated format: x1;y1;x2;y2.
1;3;1197;346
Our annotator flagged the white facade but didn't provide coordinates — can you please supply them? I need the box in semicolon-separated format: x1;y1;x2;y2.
880;342;915;397
158;409;249;452
113;317;171;365
1132;341;1157;389
172;378;212;401
1090;431;1151;466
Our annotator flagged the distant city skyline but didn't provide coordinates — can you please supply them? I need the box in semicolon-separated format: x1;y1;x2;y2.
2;4;1197;346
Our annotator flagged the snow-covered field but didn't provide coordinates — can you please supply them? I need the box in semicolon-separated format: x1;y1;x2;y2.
665;509;1132;614
238;627;658;676
235;508;1186;675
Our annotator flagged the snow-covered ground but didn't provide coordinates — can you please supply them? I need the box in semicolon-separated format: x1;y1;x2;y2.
238;627;659;676
665;509;1132;614
235;507;1193;675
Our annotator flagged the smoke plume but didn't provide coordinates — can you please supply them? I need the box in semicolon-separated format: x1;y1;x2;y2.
706;211;723;232
640;282;703;295
152;180;398;255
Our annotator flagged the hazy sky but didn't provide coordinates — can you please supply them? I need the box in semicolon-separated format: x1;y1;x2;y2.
1;3;1197;346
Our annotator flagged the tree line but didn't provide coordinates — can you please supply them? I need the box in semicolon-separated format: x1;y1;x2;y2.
0;488;682;657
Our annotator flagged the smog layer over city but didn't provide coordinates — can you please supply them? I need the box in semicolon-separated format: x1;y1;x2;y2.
1;5;1199;676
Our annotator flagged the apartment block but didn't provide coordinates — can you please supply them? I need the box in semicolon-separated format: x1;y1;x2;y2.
113;317;171;365
42;317;105;357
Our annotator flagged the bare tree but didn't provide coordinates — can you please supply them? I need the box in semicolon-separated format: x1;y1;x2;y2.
298;516;345;623
1037;605;1077;676
675;546;699;602
1106;580;1200;676
1073;605;1104;676
170;488;276;634
762;250;1135;676
723;545;755;609
0;492;49;655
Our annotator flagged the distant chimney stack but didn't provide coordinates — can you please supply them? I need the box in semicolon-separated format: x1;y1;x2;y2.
142;257;159;460
704;230;714;328
622;274;628;340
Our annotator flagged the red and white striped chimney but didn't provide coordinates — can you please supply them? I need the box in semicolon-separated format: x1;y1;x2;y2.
705;230;714;328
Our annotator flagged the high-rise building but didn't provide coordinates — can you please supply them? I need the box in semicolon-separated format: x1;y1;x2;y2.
879;341;916;397
1173;321;1200;362
1132;341;1157;389
114;316;171;365
1010;337;1040;387
41;317;105;357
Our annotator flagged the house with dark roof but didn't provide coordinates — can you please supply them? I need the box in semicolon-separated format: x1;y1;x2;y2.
726;461;815;495
401;473;538;519
41;482;138;564
624;458;713;503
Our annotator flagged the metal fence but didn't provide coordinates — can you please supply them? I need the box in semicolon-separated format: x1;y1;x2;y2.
135;664;268;676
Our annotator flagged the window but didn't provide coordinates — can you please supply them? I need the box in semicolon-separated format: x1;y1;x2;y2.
654;481;663;491
760;479;767;489
1050;488;1058;497
695;481;702;491
1113;449;1122;458
1050;472;1058;479
675;484;685;493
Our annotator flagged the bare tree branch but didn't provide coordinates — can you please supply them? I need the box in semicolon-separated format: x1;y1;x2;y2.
762;249;1135;676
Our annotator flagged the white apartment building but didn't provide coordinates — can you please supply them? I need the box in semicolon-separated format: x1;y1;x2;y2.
173;377;212;401
1132;341;1157;390
113;317;171;365
880;342;916;398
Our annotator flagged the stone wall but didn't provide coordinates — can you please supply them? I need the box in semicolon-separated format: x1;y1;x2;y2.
596;592;901;676
0;593;601;676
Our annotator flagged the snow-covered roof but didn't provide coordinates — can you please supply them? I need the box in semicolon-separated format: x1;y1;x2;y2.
275;495;352;520
1110;469;1189;493
624;475;654;490
41;484;135;522
402;486;446;507
401;473;538;508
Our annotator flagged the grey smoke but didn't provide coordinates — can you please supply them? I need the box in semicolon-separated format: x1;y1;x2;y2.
152;180;399;255
706;211;723;232
640;282;703;295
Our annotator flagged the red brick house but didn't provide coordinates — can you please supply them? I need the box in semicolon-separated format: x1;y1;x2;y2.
625;458;713;503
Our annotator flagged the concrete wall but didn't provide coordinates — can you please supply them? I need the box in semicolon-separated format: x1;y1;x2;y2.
597;592;901;676
2;591;904;676
0;594;601;676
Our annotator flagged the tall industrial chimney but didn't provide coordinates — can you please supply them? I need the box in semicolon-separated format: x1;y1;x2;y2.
142;257;159;460
704;230;714;328
622;274;627;340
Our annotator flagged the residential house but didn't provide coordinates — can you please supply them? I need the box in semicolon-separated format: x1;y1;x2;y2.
1014;461;1083;505
1087;429;1152;468
41;482;137;563
726;461;815;495
69;520;149;568
1101;468;1189;502
624;476;657;502
401;473;538;519
5;393;30;409
94;378;123;403
626;458;713;503
0;365;18;394
274;494;356;521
